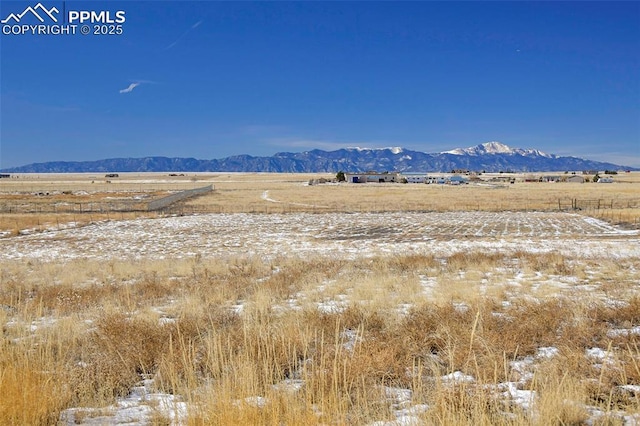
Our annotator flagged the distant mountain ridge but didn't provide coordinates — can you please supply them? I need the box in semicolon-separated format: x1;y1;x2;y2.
442;141;553;158
2;142;635;173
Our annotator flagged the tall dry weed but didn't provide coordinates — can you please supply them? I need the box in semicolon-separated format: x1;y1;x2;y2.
0;355;72;424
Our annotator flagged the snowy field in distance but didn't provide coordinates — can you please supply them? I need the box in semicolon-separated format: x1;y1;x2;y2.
2;211;638;262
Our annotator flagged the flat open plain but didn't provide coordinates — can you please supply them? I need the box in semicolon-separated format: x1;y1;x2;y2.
1;172;639;425
2;211;638;262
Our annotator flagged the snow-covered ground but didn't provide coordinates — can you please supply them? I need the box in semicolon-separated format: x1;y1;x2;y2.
1;211;638;262
2;211;638;425
60;378;188;425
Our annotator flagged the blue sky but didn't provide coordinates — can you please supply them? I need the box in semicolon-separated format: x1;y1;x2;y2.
1;1;639;168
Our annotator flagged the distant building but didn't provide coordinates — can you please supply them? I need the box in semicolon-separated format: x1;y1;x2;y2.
400;173;427;183
425;176;447;184
566;175;585;183
344;172;399;183
448;175;468;185
488;176;512;183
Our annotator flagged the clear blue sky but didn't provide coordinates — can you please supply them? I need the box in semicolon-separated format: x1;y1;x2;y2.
1;1;639;168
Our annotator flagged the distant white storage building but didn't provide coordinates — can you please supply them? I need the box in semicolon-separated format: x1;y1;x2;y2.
426;176;446;184
402;173;428;183
344;173;400;183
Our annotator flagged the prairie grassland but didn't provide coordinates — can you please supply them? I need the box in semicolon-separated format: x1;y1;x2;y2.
182;172;640;227
0;172;212;232
1;172;639;231
188;176;640;213
1;252;639;425
0;172;639;425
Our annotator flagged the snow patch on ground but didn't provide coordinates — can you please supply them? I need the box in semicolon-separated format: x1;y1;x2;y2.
2;212;637;262
59;379;187;425
1;211;634;425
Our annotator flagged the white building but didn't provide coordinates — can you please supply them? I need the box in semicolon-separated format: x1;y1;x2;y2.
344;173;400;183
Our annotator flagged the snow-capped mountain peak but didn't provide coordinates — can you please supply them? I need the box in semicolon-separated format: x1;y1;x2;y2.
443;141;552;158
346;146;404;154
3;142;633;173
480;141;514;153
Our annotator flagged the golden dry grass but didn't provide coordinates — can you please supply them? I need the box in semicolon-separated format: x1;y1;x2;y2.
183;171;640;215
1;172;639;424
2;172;639;234
0;251;638;424
0;173;209;232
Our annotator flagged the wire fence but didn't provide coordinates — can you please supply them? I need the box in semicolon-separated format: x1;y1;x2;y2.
557;198;640;211
0;200;148;214
166;198;640;215
0;185;214;214
148;185;213;211
1;189;638;227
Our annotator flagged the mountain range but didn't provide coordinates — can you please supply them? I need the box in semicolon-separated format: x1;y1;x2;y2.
2;142;635;173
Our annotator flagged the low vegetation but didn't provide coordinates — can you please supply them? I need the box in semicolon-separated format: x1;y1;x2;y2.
2;172;639;231
1;251;639;424
0;173;638;424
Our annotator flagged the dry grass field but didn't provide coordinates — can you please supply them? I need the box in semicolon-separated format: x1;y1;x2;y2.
183;172;640;226
1;172;639;425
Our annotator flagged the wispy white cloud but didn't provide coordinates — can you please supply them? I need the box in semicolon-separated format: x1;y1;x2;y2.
132;79;158;85
119;83;140;94
118;80;158;94
164;19;203;50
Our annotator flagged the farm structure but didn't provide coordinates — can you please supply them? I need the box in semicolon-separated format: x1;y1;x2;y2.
540;175;563;183
426;176;446;184
402;173;427;183
344;173;471;185
566;175;585;183
400;174;469;185
447;175;468;185
344;172;400;183
538;175;588;183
